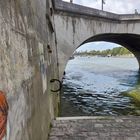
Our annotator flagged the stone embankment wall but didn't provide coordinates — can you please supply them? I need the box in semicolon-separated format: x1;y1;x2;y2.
0;0;59;139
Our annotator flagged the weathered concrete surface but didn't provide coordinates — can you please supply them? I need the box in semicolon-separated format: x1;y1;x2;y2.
0;0;60;139
53;0;140;79
49;116;140;140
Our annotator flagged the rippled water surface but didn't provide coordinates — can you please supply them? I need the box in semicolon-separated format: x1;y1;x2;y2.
60;56;140;116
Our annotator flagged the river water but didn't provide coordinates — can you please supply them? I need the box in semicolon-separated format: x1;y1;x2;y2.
60;56;140;116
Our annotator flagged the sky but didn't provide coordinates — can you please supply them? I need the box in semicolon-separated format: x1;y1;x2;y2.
63;0;140;51
63;0;140;14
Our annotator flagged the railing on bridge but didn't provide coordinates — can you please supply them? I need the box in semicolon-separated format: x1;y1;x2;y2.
53;0;140;21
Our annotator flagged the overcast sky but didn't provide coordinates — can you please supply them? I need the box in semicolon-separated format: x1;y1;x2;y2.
63;0;140;51
63;0;140;14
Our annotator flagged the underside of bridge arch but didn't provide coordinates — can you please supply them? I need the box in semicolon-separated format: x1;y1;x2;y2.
82;33;140;69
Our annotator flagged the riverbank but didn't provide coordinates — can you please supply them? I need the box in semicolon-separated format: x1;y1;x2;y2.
74;54;134;58
74;47;133;58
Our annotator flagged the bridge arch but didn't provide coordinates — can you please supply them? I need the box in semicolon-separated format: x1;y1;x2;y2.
59;33;140;80
54;0;140;79
81;33;140;66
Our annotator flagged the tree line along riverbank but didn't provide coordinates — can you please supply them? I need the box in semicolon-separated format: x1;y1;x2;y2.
75;47;134;57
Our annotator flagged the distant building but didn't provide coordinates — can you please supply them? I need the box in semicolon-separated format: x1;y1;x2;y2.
135;9;138;14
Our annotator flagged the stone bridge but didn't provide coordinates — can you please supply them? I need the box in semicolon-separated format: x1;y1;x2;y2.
53;0;140;78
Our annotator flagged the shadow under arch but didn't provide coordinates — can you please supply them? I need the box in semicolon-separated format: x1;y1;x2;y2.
79;33;140;69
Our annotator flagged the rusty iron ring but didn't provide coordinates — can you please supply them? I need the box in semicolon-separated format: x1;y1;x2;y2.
50;79;62;92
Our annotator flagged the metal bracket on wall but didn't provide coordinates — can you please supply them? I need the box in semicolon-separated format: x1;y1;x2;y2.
50;79;62;92
47;44;52;53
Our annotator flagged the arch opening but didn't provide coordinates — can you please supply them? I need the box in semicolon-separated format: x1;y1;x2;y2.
81;33;140;69
60;36;140;117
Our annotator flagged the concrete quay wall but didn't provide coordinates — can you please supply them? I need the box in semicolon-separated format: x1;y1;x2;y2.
0;0;59;139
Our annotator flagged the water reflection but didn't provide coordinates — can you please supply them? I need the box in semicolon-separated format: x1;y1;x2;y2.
60;56;140;116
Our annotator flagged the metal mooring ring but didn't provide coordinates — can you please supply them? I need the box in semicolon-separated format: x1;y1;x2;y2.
50;79;62;92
